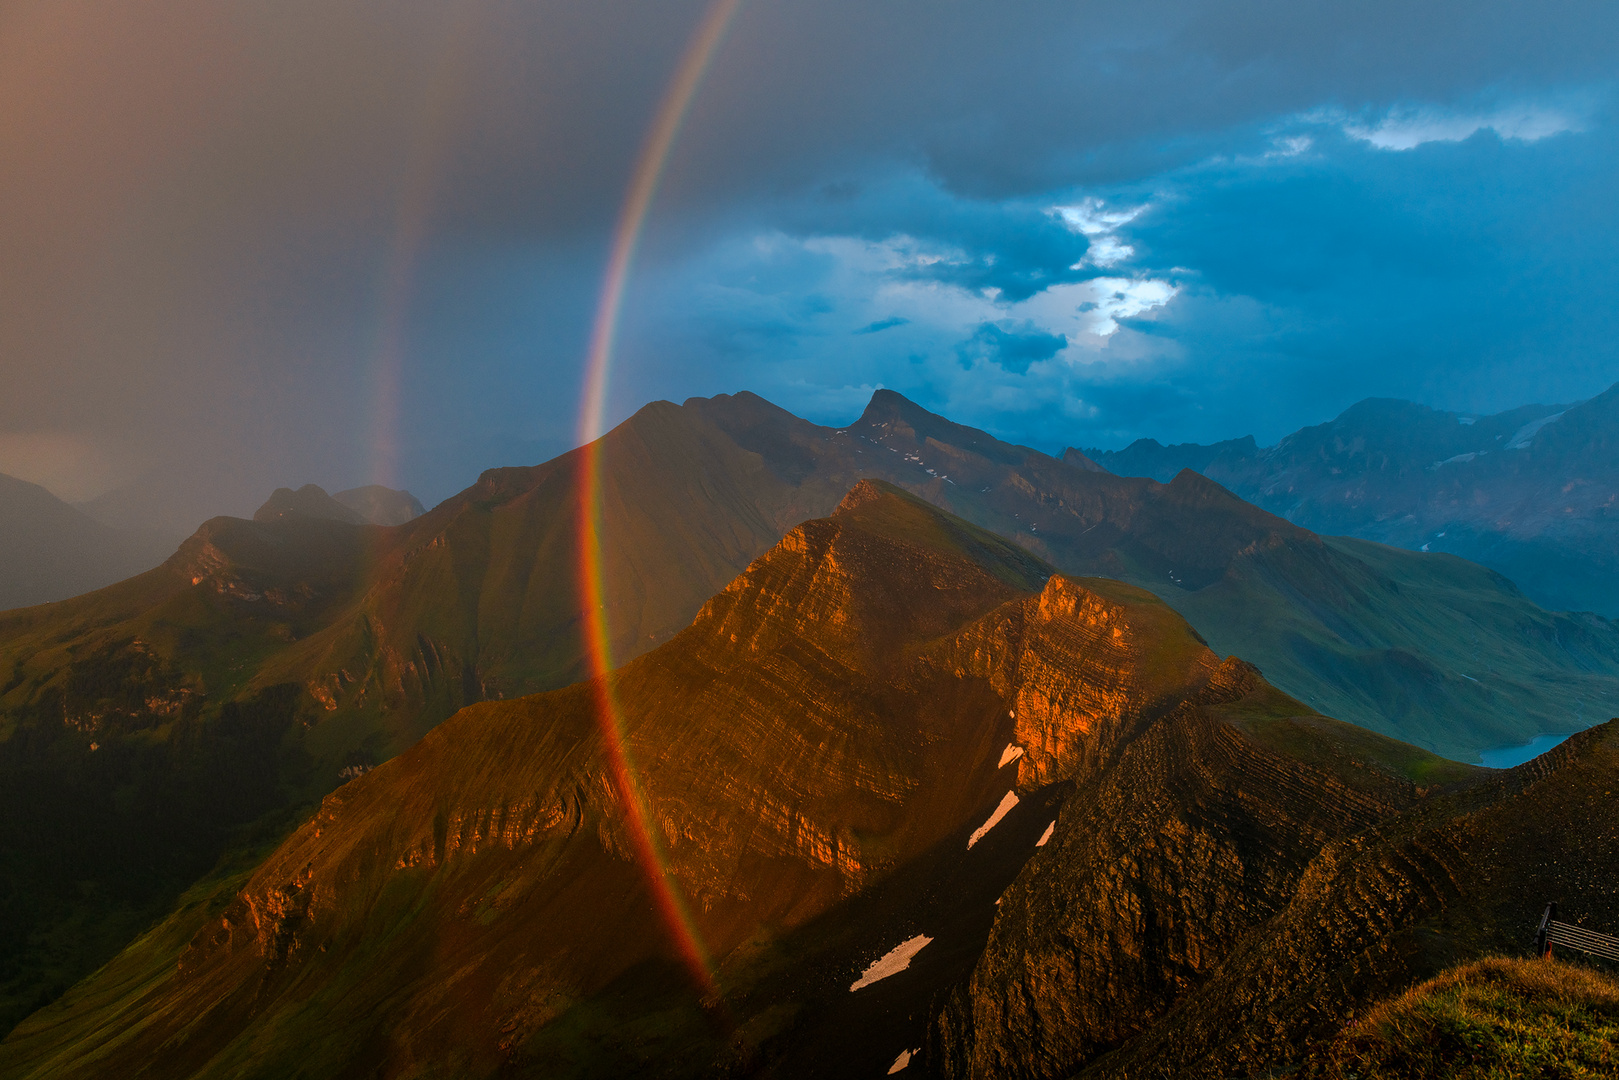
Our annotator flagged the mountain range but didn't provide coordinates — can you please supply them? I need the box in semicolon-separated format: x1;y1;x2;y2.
1;389;1616;1051
5;482;1616;1078
0;476;423;611
1083;382;1619;617
3;386;1619;1049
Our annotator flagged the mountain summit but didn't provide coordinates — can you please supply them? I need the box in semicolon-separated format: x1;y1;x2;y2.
9;482;1618;1079
0;483;1315;1076
3;389;1618;1037
252;483;424;526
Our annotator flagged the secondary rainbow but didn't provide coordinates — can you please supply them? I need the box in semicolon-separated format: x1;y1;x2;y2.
573;0;745;999
366;2;481;490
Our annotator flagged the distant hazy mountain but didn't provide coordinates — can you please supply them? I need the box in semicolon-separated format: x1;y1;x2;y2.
75;467;257;547
0;472;171;610
9;484;1619;1079
1083;434;1259;481
331;484;425;525
1079;384;1619;615
249;483;422;526
83;474;427;544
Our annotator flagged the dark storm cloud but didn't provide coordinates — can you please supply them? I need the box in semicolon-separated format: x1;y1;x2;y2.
2;0;1616;524
958;323;1070;376
1120;115;1619;425
613;95;1619;452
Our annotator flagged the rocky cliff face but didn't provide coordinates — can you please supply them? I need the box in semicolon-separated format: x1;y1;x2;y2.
8;481;1616;1080
930;669;1421;1079
0;483;1232;1078
6;387;1618;1045
925;696;1619;1080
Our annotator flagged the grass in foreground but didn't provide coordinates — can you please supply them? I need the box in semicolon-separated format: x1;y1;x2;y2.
1322;956;1619;1079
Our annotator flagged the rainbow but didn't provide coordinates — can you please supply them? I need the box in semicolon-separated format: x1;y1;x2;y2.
574;0;746;999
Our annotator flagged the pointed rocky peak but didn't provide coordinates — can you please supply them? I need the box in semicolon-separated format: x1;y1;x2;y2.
1158;467;1303;533
831;476;895;515
690;481;1052;677
1033;573;1121;624
1061;446;1106;472
253;484;364;525
853;389;1030;466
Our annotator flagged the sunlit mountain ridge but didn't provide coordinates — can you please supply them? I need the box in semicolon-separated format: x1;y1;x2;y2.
2;388;1615;1041
5;482;1618;1078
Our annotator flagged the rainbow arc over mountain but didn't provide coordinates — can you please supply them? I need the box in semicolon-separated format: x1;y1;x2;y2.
572;0;745;999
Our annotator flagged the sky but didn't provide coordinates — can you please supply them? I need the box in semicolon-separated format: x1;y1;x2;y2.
1;0;1616;528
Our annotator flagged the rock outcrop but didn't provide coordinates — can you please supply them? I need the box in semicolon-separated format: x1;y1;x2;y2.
0;483;1232;1077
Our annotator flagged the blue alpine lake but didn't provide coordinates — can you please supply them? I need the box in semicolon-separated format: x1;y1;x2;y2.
1478;732;1575;770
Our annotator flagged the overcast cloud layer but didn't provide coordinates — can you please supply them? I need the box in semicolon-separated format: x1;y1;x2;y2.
1;0;1615;527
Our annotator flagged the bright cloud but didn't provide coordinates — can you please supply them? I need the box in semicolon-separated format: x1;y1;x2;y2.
1053;198;1148;267
881;265;1178;343
1267;134;1314;158
793;232;1177;348
1342;103;1582;150
1028;277;1180;339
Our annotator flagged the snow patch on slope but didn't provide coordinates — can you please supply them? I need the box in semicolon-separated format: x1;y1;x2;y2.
968;791;1020;848
851;935;934;991
1507;411;1564;449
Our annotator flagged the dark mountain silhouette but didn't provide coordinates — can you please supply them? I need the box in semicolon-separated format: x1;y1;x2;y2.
252;483;424;526
0;472;172;610
252;483;366;524
6;483;1616;1079
1081;383;1619;617
1082;434;1258;481
3;389;1617;1037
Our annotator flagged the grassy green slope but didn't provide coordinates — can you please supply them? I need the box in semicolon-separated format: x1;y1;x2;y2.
1172;534;1619;759
1318;956;1619;1079
0;516;378;1033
